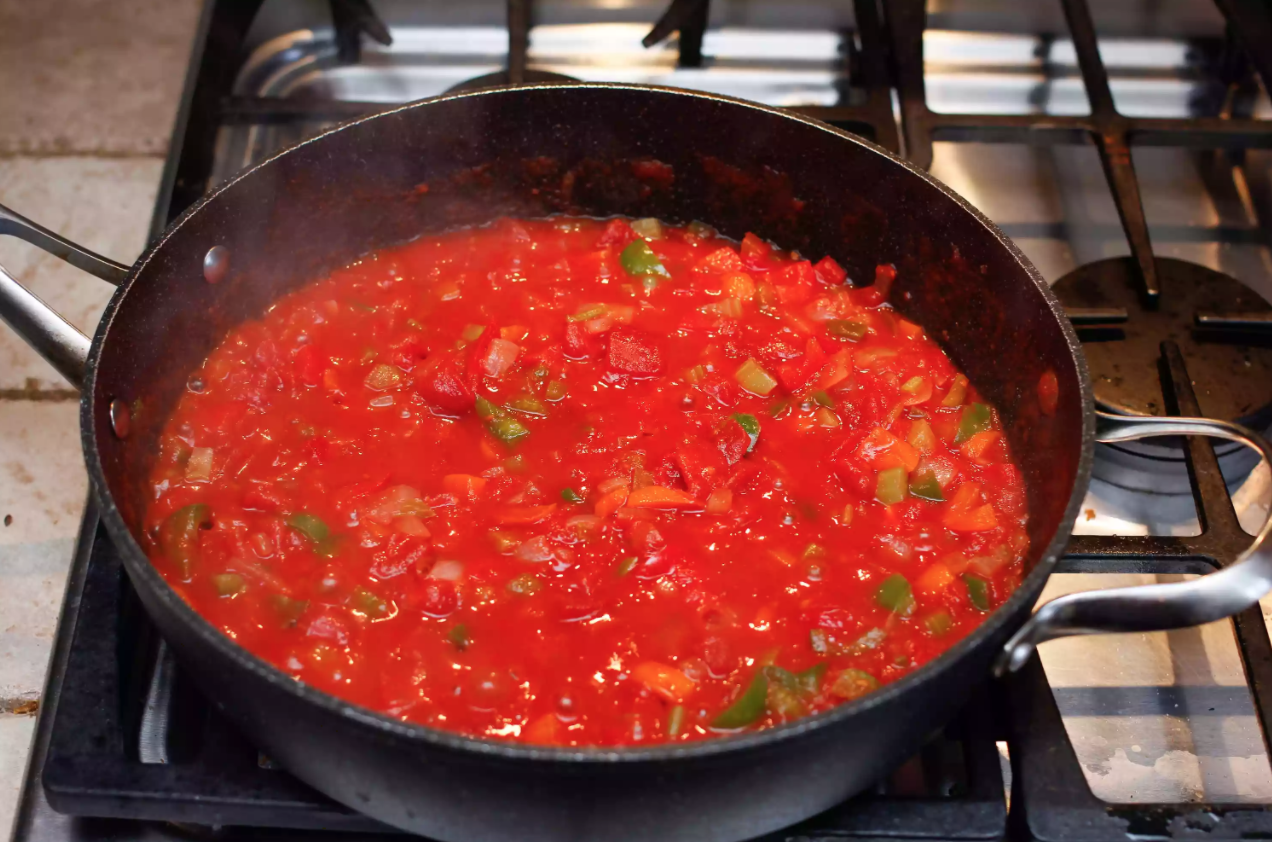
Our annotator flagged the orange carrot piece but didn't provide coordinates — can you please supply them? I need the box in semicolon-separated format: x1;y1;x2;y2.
495;504;558;525
959;431;1001;461
631;661;696;703
442;474;488;500
916;563;955;595
945;504;998;532
857;427;921;472
595;487;630;518
523;713;563;745
625;486;699;509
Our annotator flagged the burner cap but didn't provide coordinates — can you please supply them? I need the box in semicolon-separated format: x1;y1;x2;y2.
1053;256;1272;491
444;70;578;95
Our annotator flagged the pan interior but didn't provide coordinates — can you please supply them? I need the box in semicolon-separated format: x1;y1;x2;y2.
88;84;1087;728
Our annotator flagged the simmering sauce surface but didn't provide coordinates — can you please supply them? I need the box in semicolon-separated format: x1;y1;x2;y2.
146;217;1029;746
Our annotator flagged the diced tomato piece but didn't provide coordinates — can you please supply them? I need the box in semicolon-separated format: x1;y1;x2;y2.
463;323;498;383
807;349;852;394
564;322;600;360
695;247;745;274
676;444;728;499
813;256;847;286
725;459;762;492
829;440;875;495
772;261;817;305
243;482;288;512
371;534;432;580
293;344;325;386
777;338;828;393
778;260;817;287
596;218;638;248
694;373;740;408
417;352;474;415
740;232;781;270
607;327;663;376
306;612;351;646
417;578;459;618
716;417;752;466
860;263;897;306
390;336;429;372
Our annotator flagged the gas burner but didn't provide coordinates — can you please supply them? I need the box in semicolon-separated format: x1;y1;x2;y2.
1054;256;1272;492
444;69;578;95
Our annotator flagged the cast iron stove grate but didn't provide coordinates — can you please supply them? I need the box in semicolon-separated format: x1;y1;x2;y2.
11;0;1272;840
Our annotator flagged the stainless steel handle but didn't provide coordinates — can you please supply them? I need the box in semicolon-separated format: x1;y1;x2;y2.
0;201;131;390
998;410;1272;674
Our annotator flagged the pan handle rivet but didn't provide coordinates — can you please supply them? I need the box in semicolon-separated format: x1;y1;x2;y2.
109;399;131;439
204;245;230;284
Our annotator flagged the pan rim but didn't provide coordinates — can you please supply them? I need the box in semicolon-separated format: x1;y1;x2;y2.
82;81;1095;765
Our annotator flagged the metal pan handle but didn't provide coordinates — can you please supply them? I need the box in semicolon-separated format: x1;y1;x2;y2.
0;201;130;390
998;411;1272;674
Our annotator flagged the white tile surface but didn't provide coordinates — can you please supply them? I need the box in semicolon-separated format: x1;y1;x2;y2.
0;715;36;838
0;0;200;831
0;156;163;392
0;0;202;155
0;536;76;705
0;402;86;549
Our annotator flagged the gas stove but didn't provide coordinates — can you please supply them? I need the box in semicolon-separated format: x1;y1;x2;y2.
10;1;1272;840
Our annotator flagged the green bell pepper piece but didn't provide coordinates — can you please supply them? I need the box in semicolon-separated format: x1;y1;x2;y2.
831;668;879;701
875;573;914;613
955;402;992;443
667;704;686;737
211;572;245;596
875;466;909;505
619;240;669;278
161;503;212;580
826;320;868;341
733;413;760;452
287;512;329;544
908;470;945;502
963;573;992;611
712;671;769;729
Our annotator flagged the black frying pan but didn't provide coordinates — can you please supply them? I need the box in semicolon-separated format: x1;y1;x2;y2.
1;85;1269;842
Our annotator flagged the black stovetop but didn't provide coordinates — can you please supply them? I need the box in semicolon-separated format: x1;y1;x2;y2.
11;0;1272;839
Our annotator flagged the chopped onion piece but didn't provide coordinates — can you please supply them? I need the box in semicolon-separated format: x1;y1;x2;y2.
428;559;465;581
735;358;778;396
481;338;521;377
704;487;733;514
516;535;556;563
185;447;213;482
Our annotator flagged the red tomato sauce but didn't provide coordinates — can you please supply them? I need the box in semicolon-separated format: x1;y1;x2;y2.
145;216;1028;746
